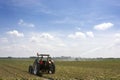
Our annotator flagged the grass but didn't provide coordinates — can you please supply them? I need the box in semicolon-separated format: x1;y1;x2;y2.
0;59;120;80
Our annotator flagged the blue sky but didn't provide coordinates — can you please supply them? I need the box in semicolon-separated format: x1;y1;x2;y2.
0;0;120;57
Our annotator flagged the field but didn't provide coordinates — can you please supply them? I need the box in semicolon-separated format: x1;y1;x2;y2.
0;59;120;80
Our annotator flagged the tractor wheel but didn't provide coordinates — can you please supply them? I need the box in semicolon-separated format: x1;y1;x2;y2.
33;64;38;75
49;64;55;74
33;64;42;76
52;64;55;74
29;65;33;74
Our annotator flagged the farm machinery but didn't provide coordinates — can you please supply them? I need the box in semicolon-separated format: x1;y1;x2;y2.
28;53;55;76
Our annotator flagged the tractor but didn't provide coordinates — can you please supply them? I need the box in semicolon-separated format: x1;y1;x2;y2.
28;53;55;76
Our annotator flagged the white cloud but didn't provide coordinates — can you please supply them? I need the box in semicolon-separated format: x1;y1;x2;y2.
114;33;120;46
30;32;54;42
68;31;94;39
101;33;120;50
30;36;39;42
7;30;24;37
18;19;35;27
40;33;54;40
0;38;8;43
28;32;67;56
68;32;86;39
86;31;94;38
115;39;120;45
94;22;114;30
1;31;120;58
115;33;120;38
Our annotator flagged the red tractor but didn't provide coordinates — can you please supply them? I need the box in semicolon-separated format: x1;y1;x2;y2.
28;54;55;76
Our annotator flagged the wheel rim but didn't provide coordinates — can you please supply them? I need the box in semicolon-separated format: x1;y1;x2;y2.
49;70;52;74
33;65;37;74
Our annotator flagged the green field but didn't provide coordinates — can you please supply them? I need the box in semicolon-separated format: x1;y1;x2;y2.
0;59;120;80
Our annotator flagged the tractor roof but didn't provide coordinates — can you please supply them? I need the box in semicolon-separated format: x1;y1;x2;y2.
37;54;50;56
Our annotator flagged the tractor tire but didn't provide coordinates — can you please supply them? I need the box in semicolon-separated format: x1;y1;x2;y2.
33;64;38;75
33;64;42;76
29;65;33;74
52;64;55;74
49;64;55;74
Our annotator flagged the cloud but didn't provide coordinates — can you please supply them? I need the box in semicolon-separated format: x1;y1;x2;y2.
86;31;94;38
30;32;54;42
115;33;120;38
103;33;120;49
28;32;67;55
7;30;24;37
68;31;94;39
1;30;120;57
18;19;35;27
40;33;54;40
115;39;120;45
30;32;55;42
114;33;120;46
0;38;8;43
68;32;86;39
30;36;39;42
30;32;66;46
94;22;114;30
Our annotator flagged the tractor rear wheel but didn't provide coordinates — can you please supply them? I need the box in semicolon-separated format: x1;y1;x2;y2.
33;64;42;76
29;65;33;74
49;64;55;74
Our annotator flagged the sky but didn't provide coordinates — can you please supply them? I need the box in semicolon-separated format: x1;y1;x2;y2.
0;0;120;58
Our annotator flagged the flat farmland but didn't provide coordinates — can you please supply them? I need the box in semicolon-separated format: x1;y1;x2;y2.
0;59;120;80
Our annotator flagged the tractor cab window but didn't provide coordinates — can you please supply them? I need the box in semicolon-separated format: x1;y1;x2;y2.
42;56;48;61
